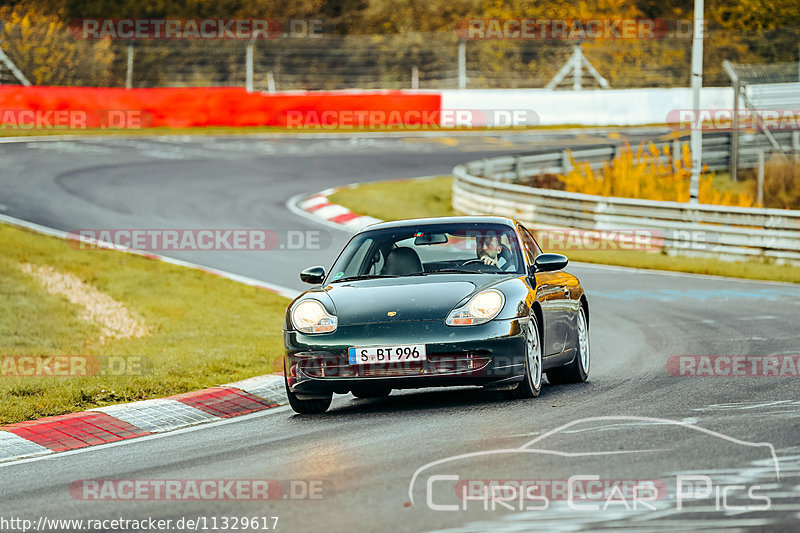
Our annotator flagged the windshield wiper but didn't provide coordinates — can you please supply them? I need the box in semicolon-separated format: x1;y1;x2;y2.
411;269;477;275
424;268;517;275
332;274;399;282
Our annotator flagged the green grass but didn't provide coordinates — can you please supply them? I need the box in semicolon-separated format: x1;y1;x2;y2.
328;176;455;221
0;223;290;425
328;176;800;284
0;123;671;138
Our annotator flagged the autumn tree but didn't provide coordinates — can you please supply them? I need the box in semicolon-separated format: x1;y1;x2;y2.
0;0;114;85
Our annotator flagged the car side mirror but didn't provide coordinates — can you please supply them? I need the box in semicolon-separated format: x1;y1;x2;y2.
530;253;568;274
300;265;326;284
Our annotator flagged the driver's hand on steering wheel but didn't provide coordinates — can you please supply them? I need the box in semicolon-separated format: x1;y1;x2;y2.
480;255;498;266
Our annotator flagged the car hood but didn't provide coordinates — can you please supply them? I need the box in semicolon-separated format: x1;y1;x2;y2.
323;274;507;325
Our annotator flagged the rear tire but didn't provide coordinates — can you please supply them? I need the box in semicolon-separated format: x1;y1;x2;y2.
546;305;590;385
284;377;332;414
352;388;391;399
504;310;542;399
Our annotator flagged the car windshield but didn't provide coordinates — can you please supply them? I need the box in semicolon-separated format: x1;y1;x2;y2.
327;223;524;281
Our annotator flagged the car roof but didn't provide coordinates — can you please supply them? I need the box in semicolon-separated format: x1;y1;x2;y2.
361;215;519;232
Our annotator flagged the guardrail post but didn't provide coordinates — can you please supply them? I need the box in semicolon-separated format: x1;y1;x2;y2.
757;150;765;206
672;139;681;170
561;150;572;173
482;158;493;178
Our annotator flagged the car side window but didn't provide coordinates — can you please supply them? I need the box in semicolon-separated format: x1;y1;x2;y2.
518;225;541;265
337;238;374;278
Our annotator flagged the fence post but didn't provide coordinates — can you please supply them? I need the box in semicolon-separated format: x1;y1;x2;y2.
731;78;740;181
757;150;765;206
411;66;419;90
267;72;276;93
245;42;254;92
458;40;466;89
688;0;704;204
125;44;134;89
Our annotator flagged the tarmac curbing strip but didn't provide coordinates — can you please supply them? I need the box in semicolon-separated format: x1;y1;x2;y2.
0;375;287;463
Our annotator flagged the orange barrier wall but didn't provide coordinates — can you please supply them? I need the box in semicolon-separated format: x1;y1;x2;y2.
0;86;441;129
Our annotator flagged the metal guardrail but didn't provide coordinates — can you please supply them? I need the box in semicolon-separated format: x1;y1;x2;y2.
453;133;800;263
467;132;800;183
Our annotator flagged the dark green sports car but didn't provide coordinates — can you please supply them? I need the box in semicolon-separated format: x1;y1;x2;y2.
283;216;590;414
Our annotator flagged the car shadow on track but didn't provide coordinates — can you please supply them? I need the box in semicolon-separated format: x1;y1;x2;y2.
287;382;597;419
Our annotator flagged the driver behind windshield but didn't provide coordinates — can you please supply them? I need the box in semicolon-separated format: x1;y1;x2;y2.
476;233;513;269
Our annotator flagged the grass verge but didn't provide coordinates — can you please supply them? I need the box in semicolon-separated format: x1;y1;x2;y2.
0;123;670;138
328;176;455;221
0;223;290;425
328;176;800;284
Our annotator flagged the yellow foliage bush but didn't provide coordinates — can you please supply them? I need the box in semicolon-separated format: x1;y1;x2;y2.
0;1;114;86
559;142;755;207
757;153;800;210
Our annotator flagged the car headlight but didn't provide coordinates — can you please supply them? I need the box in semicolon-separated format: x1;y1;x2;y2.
446;289;505;326
291;299;337;334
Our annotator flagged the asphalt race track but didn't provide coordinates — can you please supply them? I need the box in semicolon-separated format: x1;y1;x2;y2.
1;132;799;532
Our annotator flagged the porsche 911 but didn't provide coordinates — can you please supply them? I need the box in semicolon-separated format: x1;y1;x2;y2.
282;216;590;414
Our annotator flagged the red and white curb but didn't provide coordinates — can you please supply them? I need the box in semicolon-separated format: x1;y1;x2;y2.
291;176;444;232
0;375;287;463
295;187;383;232
0;213;296;463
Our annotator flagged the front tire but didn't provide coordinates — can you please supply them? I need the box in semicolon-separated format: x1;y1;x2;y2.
284;377;332;414
504;310;542;399
546;305;590;384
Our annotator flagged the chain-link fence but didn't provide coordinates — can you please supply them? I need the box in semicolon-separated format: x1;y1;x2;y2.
1;25;799;90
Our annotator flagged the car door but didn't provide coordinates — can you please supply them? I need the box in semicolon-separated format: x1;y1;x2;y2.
518;224;568;356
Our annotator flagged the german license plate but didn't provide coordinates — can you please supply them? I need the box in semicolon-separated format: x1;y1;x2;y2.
348;344;427;365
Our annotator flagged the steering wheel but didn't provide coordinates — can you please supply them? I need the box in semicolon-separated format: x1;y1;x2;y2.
460;258;501;270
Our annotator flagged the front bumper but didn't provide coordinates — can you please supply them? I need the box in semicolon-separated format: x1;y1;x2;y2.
283;317;527;396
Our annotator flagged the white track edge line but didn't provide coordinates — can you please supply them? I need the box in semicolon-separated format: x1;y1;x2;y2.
0;213;299;299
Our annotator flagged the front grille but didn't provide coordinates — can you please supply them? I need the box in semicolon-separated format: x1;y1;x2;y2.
300;353;490;378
